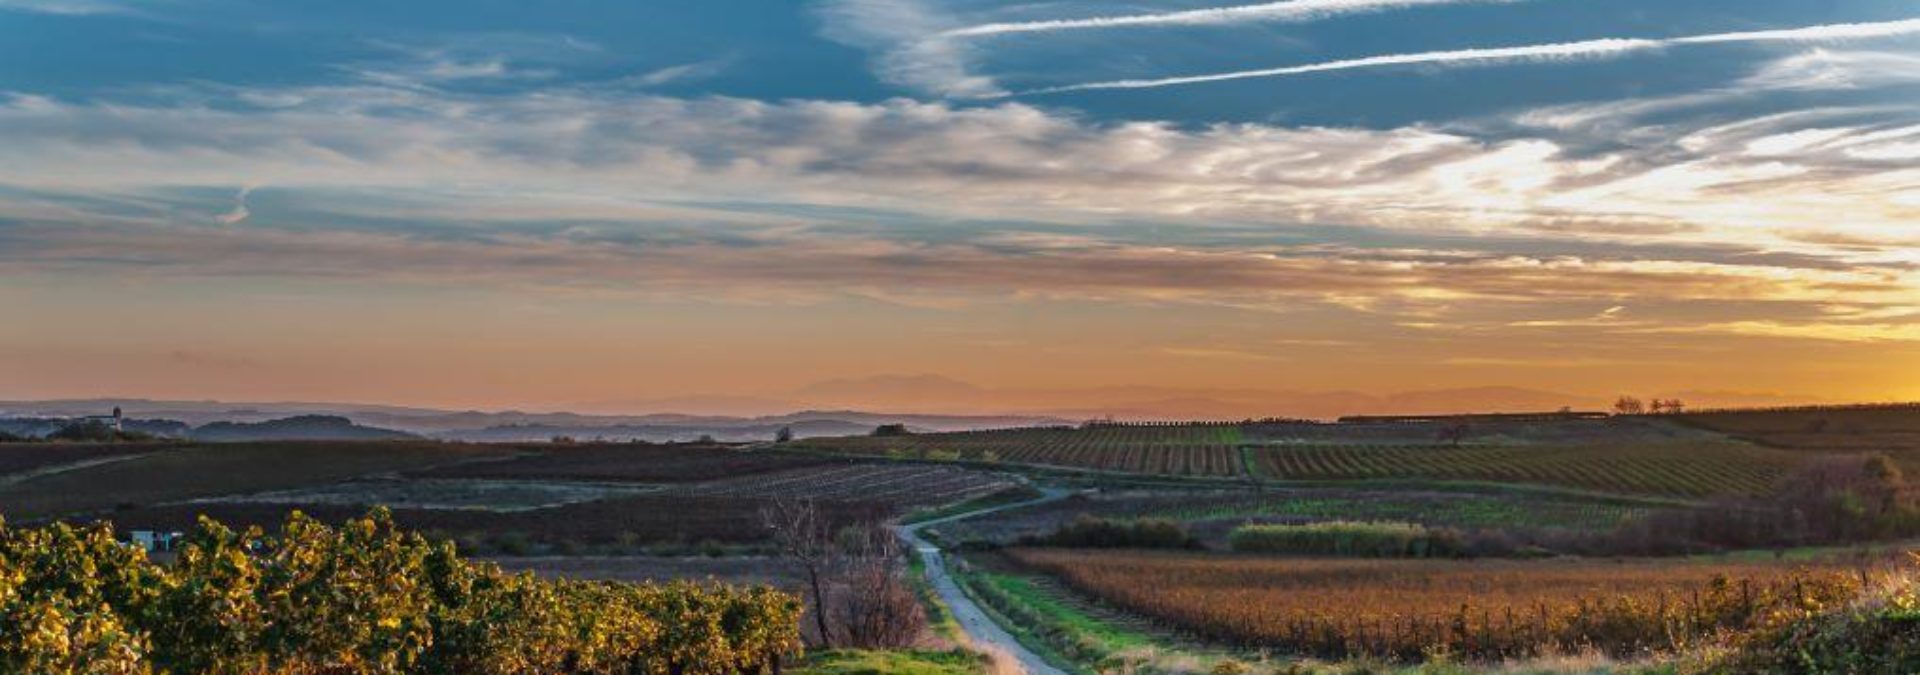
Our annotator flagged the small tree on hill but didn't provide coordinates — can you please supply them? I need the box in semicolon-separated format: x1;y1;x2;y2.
1612;396;1645;415
774;426;794;444
1648;398;1686;414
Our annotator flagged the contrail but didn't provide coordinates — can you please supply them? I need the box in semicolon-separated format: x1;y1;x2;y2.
941;0;1525;38
1021;17;1920;94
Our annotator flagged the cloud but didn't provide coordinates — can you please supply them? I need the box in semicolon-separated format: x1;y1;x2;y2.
214;185;256;225
2;216;1905;312
1737;49;1920;91
0;0;133;15
1027;17;1920;93
0;76;1912;256
632;58;732;87
942;0;1526;38
0;51;1912;336
1645;320;1920;344
814;0;1001;97
1508;305;1635;328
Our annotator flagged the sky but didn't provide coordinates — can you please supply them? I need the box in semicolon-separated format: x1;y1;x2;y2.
0;0;1916;412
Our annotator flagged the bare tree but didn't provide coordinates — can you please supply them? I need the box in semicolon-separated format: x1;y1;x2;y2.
831;526;926;649
1612;396;1645;415
761;497;837;648
1436;423;1469;448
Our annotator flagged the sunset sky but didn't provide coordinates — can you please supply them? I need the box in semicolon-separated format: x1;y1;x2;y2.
1;0;1916;413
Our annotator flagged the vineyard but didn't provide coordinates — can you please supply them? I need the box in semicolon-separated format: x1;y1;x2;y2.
0;442;160;477
1675;404;1920;471
1677;402;1920;434
0;441;520;519
416;443;839;483
106;496;897;550
100;463;1015;550
1140;492;1644;531
795;425;1246;477
1249;441;1801;497
0;508;801;673
1006;548;1899;662
795;419;1825;498
657;464;1017;504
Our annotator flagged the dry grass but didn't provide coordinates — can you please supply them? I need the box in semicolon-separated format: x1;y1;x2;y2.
1007;548;1890;661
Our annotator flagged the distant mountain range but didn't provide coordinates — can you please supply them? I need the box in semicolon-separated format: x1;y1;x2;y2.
0;400;1068;443
0;377;1832;443
724;375;1831;421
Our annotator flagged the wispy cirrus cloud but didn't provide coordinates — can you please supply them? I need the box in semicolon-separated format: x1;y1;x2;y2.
0;64;1912;254
1026;17;1920;93
942;0;1529;38
0;45;1913;339
632;58;733;87
814;0;1001;98
1;214;1906;313
213;185;256;225
0;0;136;15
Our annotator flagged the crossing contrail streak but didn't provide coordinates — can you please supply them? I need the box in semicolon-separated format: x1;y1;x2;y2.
1018;17;1920;94
941;0;1526;38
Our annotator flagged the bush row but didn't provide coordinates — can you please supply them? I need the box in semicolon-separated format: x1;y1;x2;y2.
1228;521;1461;558
1018;515;1198;550
0;508;802;674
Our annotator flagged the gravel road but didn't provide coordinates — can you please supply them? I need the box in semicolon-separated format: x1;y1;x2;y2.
897;489;1071;675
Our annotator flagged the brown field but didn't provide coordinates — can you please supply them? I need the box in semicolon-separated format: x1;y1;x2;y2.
0;441;518;519
656;463;1016;503
414;443;839;482
101;495;894;548
1679;404;1920;435
0;442;164;478
1677;405;1920;470
194;478;660;512
92;462;1015;549
795;419;1825;498
1005;548;1894;660
795;425;1247;477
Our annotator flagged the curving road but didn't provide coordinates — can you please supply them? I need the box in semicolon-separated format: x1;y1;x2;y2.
897;488;1071;675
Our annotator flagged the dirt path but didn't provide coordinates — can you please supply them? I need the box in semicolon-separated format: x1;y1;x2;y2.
0;453;153;489
897;489;1071;675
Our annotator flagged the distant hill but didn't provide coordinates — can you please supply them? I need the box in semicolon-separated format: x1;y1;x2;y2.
440;419;875;443
125;419;193;438
0;417;190;440
190;415;419;442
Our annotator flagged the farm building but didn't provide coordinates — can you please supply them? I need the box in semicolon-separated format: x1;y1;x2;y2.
72;406;124;432
129;530;184;553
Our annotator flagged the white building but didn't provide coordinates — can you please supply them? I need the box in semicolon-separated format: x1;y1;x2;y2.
129;530;183;553
73;406;123;432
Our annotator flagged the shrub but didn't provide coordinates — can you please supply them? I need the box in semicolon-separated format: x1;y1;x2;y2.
1229;522;1462;558
1020;515;1198;549
1712;559;1920;674
0;509;803;673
